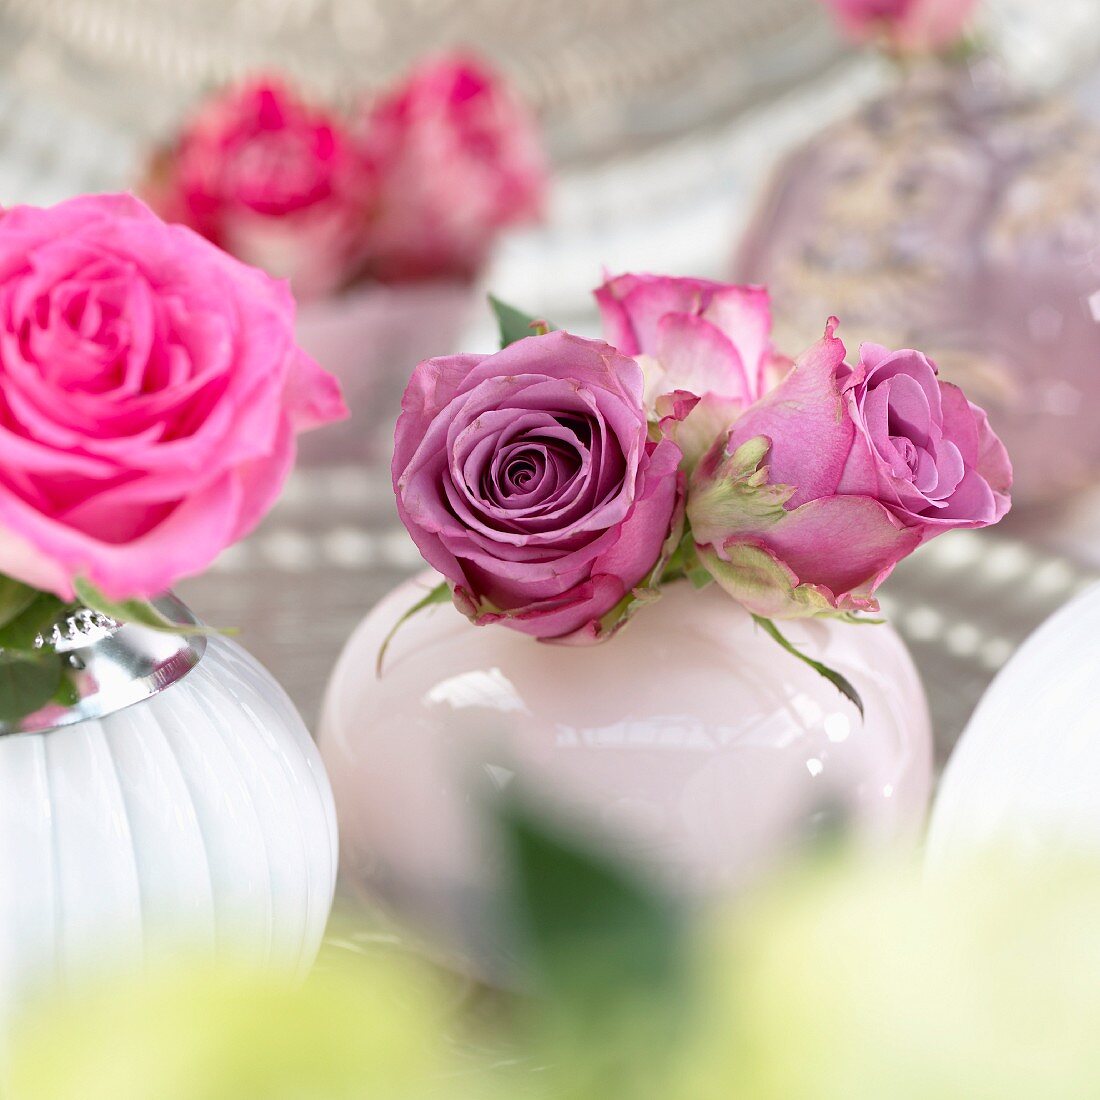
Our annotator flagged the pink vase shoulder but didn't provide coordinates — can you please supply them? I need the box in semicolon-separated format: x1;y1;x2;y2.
319;574;933;975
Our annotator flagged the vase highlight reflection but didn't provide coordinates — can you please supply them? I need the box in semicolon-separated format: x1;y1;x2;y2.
736;54;1100;507
319;573;933;975
0;599;337;1035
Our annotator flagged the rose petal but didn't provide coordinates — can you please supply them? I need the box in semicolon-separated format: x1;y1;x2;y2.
726;320;853;508
655;312;752;402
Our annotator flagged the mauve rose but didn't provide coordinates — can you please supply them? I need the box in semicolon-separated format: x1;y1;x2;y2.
822;0;979;52
393;330;682;641
595;272;784;465
0;193;345;601
688;320;1010;619
359;54;547;282
837;340;1011;529
144;77;371;301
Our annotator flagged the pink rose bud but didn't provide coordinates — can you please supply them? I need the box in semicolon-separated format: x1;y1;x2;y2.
594;272;786;465
143;77;372;301
821;0;980;53
0;194;346;601
393;331;683;642
687;320;1011;620
358;53;548;282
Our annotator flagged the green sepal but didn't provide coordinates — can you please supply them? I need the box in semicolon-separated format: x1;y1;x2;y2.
686;435;791;548
488;294;556;348
696;541;841;621
662;530;713;590
752;614;865;718
836;612;887;626
375;580;451;677
591;494;688;640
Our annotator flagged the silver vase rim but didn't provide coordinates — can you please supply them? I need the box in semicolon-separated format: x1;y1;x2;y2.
0;594;207;737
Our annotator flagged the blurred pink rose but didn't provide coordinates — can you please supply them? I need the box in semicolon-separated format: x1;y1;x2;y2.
359;54;547;282
822;0;979;52
393;331;682;642
0;193;345;601
144;77;371;301
688;320;1010;619
594;272;784;465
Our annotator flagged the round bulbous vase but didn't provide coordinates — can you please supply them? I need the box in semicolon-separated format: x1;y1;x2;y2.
927;580;1100;870
0;599;337;1037
735;54;1100;507
319;573;933;974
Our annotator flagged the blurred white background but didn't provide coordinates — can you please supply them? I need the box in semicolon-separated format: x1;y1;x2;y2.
2;0;1099;338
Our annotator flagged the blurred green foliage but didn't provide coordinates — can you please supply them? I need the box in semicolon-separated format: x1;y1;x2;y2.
9;808;1100;1100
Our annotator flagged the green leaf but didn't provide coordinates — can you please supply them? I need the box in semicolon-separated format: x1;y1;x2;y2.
753;615;865;718
72;579;210;637
375;580;451;677
488;294;556;348
0;575;40;630
499;800;689;1097
0;653;62;723
0;593;70;652
502;800;685;999
51;673;80;709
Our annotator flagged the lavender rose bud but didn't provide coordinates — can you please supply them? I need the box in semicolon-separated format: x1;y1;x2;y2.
595;272;784;466
688;320;1011;619
393;330;683;642
836;341;1012;530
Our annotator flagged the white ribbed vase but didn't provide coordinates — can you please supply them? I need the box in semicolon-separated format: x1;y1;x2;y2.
0;606;337;1034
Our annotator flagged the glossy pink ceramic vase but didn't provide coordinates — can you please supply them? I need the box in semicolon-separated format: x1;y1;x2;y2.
736;55;1100;507
294;280;477;465
318;573;933;972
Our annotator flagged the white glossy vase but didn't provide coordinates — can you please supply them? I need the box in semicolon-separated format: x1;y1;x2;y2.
319;573;933;973
0;600;337;1035
927;581;1100;868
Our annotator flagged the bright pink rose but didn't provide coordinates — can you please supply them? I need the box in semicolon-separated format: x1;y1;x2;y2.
145;77;371;301
687;320;1010;619
594;272;784;465
393;331;682;642
0;193;345;601
359;54;547;281
822;0;979;52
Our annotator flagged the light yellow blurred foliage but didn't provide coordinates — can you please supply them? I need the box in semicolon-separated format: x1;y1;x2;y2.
12;852;1100;1099
679;853;1100;1100
6;949;470;1100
